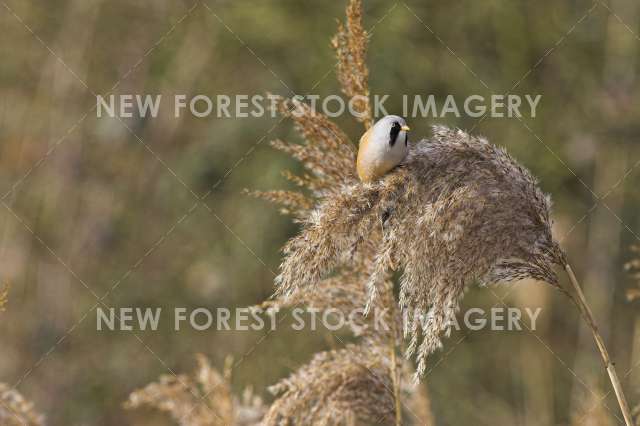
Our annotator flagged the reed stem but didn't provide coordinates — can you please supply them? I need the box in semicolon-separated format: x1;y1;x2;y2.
564;263;633;426
390;339;402;426
387;282;402;426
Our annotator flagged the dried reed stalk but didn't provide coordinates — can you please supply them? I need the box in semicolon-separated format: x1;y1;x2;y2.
564;264;634;426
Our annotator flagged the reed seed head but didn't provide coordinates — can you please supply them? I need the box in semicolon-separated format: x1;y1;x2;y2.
273;126;563;376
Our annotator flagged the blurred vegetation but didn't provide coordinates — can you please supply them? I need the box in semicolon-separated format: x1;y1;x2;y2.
1;0;639;424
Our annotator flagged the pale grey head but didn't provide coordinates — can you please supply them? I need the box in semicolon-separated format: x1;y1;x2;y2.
357;115;410;182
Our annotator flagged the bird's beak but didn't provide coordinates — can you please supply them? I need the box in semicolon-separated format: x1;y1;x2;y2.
401;125;411;132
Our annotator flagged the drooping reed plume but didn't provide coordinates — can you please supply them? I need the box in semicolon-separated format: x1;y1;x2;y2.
274;125;564;377
125;354;265;426
269;108;634;424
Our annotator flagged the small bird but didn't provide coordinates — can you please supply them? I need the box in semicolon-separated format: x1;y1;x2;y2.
356;115;411;182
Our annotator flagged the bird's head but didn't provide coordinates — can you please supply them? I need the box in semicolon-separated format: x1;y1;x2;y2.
367;115;410;150
357;115;411;182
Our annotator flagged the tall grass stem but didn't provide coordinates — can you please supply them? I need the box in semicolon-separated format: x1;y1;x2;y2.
564;264;633;426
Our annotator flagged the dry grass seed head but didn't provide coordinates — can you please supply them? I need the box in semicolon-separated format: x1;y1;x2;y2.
125;355;265;426
263;342;396;426
275;127;563;376
331;0;372;128
249;95;358;222
250;0;369;217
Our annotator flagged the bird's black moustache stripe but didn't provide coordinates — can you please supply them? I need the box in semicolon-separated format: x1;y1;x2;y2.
389;121;401;146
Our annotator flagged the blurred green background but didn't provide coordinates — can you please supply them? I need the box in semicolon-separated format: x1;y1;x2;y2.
1;0;639;424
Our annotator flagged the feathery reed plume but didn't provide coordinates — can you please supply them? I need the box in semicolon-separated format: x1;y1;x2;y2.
267;116;633;421
264;342;396;425
275;127;563;377
248;95;358;221
263;269;396;340
331;0;372;128
262;263;410;425
125;354;265;426
0;383;44;426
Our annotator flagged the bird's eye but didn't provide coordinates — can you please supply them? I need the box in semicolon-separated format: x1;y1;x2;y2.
389;122;401;146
